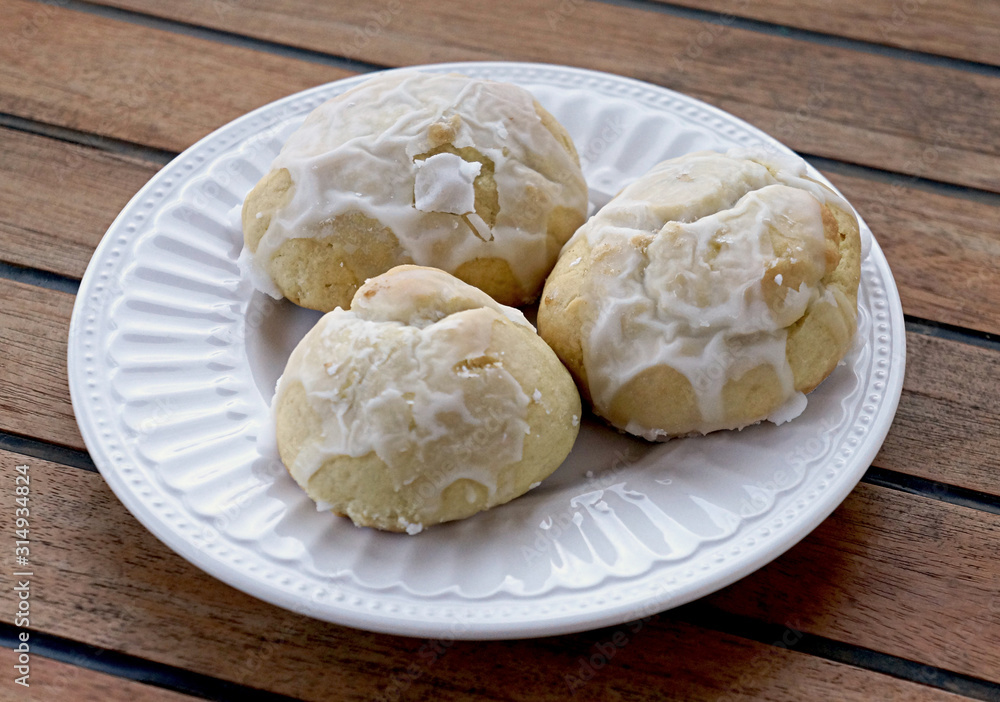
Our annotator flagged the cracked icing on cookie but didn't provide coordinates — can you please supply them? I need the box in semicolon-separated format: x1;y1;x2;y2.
413;152;481;215
275;267;535;522
244;70;587;302
561;148;858;438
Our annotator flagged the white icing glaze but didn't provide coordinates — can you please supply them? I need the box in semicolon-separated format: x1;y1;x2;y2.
238;245;282;299
275;268;532;516
413;152;481;215
767;391;808;425
731;145;871;260
234;201;283;299
251;70;587;294
570;149;850;436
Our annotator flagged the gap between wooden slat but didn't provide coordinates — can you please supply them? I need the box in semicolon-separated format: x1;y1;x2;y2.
7;108;1000;213
12;0;1000;192
3;257;997;355
863;466;1000;517
2;419;999;527
4;450;999;691
597;0;1000;78
33;0;386;74
807;154;1000;209
676;603;1000;702
4;600;999;701
0;623;306;702
3;4;996;698
631;0;1000;68
0;261;80;295
905;318;1000;353
51;0;1000;81
0;430;96;472
0;112;177;166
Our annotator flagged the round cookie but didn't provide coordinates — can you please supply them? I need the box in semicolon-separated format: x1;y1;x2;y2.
241;70;588;311
274;265;582;532
537;149;862;440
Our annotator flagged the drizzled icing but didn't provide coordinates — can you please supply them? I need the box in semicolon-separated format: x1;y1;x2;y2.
413;152;481;215
246;70;587;297
274;267;533;519
570;148;856;438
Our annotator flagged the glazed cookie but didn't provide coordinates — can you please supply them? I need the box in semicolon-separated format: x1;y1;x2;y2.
273;265;582;532
538;149;862;440
241;70;588;311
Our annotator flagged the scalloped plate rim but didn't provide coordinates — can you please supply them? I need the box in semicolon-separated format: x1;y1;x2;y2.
67;61;906;640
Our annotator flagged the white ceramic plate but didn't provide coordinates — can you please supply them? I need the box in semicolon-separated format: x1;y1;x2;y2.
67;62;905;640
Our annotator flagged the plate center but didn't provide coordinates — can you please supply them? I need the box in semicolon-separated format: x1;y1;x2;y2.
244;292;323;402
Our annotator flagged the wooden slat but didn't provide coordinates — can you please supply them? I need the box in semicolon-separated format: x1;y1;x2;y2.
12;656;200;702
0;280;80;450
826;169;1000;337
705;481;1000;682
5;278;997;493
0;0;347;153
876;332;1000;492
66;0;1000;193
1;450;971;702
4;118;1000;339
4;6;999;334
3;1;996;700
0;127;159;279
656;0;1000;67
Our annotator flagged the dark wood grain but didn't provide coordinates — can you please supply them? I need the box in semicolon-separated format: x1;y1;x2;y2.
0;450;971;701
3;0;999;697
9;656;201;701
69;0;1000;192
875;333;1000;492
706;481;1000;682
3;123;1000;338
826;169;1000;338
653;0;1000;67
5;278;996;493
1;0;347;153
0;280;80;450
0;127;160;279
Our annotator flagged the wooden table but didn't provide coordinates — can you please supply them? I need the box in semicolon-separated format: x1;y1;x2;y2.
2;1;999;700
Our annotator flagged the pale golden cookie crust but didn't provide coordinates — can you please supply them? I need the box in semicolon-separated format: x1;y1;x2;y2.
538;151;862;439
275;265;581;532
242;72;588;311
